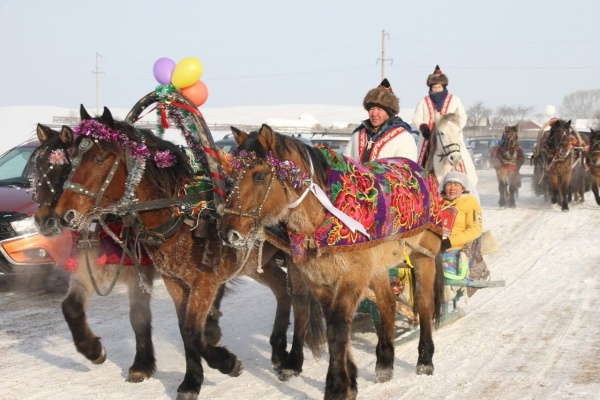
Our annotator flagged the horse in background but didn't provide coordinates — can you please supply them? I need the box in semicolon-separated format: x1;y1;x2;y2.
424;112;478;189
219;125;445;399
531;119;585;211
51;107;324;399
31;123;227;383
585;128;600;205
490;125;524;208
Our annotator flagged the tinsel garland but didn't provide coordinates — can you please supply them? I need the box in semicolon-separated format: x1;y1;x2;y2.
232;150;309;189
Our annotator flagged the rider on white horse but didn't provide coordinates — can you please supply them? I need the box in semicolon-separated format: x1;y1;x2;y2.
412;64;478;190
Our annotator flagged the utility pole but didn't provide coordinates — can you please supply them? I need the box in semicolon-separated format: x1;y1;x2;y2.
92;52;105;115
377;30;392;80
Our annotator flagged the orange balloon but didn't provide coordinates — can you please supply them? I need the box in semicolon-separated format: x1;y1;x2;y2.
181;80;209;107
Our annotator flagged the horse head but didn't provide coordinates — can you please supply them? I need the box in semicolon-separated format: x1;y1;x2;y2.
433;113;463;167
219;124;326;250
30;124;75;237
547;119;575;158
55;105;192;231
588;128;600;166
500;125;519;158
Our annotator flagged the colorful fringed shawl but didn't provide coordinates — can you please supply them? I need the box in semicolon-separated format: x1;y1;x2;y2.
287;148;443;262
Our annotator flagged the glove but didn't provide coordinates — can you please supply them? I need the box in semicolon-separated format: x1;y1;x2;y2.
440;238;452;252
419;124;432;140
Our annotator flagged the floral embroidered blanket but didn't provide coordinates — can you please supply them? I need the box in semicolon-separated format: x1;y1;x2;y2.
287;148;443;262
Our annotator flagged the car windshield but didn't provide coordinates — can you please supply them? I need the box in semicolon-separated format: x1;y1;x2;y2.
520;140;536;151
0;147;33;185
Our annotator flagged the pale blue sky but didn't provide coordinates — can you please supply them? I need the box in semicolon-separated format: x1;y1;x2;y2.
1;0;598;115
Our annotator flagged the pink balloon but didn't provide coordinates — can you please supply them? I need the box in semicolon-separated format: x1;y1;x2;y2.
153;58;176;85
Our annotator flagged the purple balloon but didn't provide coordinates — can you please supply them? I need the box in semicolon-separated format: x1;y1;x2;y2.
153;58;176;85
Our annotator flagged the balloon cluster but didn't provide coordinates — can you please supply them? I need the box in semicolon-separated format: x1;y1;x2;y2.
153;57;208;107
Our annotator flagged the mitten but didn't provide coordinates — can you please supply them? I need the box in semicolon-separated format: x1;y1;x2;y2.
440;238;452;252
420;124;432;140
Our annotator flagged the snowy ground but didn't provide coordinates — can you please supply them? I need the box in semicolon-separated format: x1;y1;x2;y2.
1;168;599;400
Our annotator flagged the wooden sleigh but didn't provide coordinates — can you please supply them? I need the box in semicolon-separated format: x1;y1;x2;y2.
356;231;505;345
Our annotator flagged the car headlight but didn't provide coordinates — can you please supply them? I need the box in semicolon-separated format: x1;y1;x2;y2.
10;216;40;235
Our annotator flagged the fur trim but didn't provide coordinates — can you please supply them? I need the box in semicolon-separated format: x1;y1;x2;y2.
426;64;449;87
363;79;399;116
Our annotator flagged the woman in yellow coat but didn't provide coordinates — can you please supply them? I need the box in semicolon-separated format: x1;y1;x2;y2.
439;171;489;300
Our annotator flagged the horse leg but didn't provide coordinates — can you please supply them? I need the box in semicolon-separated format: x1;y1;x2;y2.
310;277;360;400
411;252;438;375
549;174;559;204
508;173;520;208
248;257;295;376
125;267;156;383
369;271;396;383
592;180;600;205
561;175;570;212
204;284;225;347
285;261;325;376
497;172;508;208
61;247;107;365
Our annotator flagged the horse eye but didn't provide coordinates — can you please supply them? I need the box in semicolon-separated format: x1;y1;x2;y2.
94;155;109;164
253;172;266;184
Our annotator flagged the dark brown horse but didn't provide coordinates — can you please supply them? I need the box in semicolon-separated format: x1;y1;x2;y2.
51;107;324;400
532;119;584;211
31;123;226;383
490;125;524;208
585;128;600;205
219;124;445;400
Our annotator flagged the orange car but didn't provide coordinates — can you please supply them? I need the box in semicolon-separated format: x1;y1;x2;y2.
0;138;72;285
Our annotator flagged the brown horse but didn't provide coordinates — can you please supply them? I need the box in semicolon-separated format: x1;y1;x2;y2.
490;125;524;208
586;128;600;205
532;119;584;211
30;123;166;383
51;107;324;400
219;124;445;400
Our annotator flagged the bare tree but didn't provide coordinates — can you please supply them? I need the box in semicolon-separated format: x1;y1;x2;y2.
466;100;492;126
560;89;600;120
490;105;534;128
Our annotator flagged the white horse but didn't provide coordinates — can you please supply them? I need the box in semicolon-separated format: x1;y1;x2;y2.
424;113;478;194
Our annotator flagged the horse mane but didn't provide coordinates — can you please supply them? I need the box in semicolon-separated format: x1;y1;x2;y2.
239;130;329;184
437;112;462;130
79;118;194;198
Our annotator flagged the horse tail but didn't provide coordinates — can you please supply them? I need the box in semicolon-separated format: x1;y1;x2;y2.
432;252;446;326
303;289;326;358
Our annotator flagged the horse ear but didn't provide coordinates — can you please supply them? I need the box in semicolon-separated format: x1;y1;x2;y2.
257;124;277;152
230;126;248;145
80;104;93;121
566;120;572;127
59;125;75;146
100;107;116;130
36;124;53;143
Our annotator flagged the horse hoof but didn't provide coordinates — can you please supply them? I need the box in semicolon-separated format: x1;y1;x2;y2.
126;371;150;383
92;347;107;365
375;367;393;383
277;368;300;382
416;364;434;375
176;392;199;400
228;359;243;377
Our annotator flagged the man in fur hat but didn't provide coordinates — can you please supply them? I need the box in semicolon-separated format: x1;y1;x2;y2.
344;78;417;163
413;65;468;167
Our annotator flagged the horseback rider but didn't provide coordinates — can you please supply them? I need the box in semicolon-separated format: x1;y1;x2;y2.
413;65;468;168
344;78;417;163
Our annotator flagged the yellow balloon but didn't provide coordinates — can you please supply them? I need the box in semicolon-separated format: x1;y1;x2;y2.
171;57;203;88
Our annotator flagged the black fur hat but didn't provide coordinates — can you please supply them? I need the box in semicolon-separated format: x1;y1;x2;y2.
426;65;449;87
363;78;399;116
